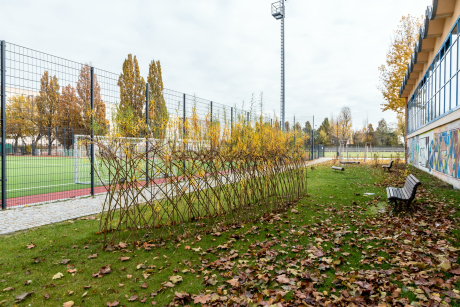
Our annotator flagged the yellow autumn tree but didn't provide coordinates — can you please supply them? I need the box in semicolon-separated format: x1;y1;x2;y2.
6;95;30;153
14;95;42;155
36;71;60;155
147;59;168;138
378;15;423;114
76;64;109;136
117;54;145;137
57;84;83;149
338;106;352;142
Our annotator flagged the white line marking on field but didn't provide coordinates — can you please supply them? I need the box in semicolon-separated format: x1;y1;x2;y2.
11;163;69;167
7;183;80;192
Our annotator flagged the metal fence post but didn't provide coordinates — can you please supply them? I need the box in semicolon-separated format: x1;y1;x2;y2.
1;41;6;209
145;83;149;184
90;67;95;196
231;107;233;136
311;116;314;160
182;94;186;171
63;127;66;156
294;115;296;145
210;101;213;125
48;128;51;155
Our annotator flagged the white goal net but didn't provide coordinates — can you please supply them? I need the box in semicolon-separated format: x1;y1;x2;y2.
74;135;154;185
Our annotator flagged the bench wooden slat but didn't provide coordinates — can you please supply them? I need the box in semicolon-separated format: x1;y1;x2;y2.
401;190;412;200
387;187;393;198
383;161;394;172
386;174;421;210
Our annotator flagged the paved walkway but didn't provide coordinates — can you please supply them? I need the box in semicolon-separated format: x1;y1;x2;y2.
0;158;331;235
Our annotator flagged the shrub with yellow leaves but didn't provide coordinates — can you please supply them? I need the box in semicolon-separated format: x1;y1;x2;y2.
94;100;308;246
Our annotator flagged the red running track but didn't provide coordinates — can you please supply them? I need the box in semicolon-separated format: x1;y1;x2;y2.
5;175;196;208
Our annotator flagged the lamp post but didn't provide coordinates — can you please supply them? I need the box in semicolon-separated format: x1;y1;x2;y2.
271;0;286;131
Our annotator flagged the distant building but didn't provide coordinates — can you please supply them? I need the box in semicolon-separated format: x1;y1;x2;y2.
401;0;460;188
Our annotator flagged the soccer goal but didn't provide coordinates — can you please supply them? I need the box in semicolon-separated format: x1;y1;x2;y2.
74;135;154;185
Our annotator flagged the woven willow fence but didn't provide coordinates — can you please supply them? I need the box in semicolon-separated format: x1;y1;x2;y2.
91;109;308;246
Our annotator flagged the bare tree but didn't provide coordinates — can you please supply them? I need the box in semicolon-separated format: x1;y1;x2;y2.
338;107;352;142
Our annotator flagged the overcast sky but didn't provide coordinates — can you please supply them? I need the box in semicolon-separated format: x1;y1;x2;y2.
0;0;433;129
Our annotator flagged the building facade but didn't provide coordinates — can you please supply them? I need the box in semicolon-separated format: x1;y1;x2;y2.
401;0;460;188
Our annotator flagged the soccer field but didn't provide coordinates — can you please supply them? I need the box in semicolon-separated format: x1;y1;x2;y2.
6;156;90;200
5;155;170;203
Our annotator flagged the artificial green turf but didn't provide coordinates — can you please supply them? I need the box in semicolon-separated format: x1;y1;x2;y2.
5;156;231;200
6;156;89;199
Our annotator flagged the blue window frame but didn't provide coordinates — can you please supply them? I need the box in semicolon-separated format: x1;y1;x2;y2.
407;20;460;134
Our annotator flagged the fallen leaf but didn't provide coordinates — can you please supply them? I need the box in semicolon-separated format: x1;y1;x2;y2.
276;275;291;284
63;301;74;307
227;278;240;287
449;267;460;275
128;294;138;302
118;256;130;262
163;282;175;288
26;243;36;249
15;291;34;303
438;261;451;272
88;254;98;259
52;273;64;280
193;294;211;304
169;275;183;284
107;300;119;307
92;265;111;278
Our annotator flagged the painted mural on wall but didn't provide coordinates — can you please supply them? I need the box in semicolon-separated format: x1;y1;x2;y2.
419;137;430;169
408;118;460;187
431;129;460;178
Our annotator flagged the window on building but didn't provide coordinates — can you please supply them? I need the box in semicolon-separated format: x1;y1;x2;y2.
445;81;450;113
447;50;452;79
435;66;439;92
406;18;460;133
437;91;440;118
441;58;445;86
453;40;458;74
453;24;458;42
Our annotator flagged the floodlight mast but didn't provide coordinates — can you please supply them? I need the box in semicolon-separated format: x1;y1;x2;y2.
271;0;286;131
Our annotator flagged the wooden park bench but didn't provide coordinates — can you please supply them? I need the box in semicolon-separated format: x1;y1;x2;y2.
386;174;421;212
332;166;344;171
382;160;394;172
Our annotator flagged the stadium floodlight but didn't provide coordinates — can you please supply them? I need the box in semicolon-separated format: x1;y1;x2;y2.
271;0;286;131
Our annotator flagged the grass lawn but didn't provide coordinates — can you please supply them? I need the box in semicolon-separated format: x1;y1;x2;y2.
0;162;459;306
